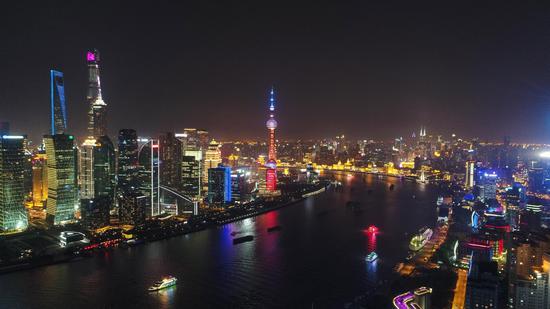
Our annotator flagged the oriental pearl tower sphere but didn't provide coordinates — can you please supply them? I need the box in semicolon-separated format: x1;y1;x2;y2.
265;87;278;191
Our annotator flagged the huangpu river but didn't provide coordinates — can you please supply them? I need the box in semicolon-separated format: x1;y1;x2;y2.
0;174;438;308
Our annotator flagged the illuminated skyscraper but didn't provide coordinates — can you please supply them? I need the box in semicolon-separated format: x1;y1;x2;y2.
265;87;278;191
208;164;231;206
93;136;116;203
80;196;110;230
203;140;222;189
50;70;67;135
44;134;78;225
86;49;107;138
465;161;475;188
159;132;182;190
79;135;116;226
138;139;160;217
0;135;29;232
31;153;48;207
79;138;96;199
118;191;147;226
181;154;201;199
117;129;139;190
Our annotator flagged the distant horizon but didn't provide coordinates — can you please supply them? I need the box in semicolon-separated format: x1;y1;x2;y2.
4;3;550;145
7;126;550;147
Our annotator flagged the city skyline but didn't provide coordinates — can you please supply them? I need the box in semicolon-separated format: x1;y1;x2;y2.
4;3;550;143
5;3;550;308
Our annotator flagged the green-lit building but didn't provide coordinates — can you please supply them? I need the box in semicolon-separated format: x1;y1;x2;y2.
0;135;29;232
44;134;78;225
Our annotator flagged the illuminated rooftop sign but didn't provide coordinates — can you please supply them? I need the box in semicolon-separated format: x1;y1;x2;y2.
87;51;96;62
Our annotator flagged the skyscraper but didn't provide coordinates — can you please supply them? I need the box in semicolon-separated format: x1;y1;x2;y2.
203;140;222;189
465;260;500;309
117;129;140;190
265;87;278;192
93;136;116;203
80;196;110;230
31;153;48;207
44;134;78;225
138;139;160;217
79;138;96;199
0;135;29;232
118;191;147;226
208;164;231;206
86;49;107;138
159;132;182;190
465;161;475;188
181;155;201;199
50;70;67;135
78;135;115;230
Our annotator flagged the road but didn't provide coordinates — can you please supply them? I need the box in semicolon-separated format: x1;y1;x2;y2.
452;268;467;309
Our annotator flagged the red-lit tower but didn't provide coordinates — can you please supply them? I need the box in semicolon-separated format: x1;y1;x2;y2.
265;87;278;191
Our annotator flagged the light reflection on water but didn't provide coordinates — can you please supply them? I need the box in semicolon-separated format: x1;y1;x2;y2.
0;175;439;308
155;285;177;308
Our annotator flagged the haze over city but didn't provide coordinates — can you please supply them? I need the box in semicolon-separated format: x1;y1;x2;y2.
3;2;550;142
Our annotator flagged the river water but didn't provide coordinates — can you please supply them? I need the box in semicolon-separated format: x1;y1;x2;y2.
0;174;438;308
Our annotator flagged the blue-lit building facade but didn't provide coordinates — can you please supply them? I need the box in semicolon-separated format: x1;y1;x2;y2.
50;70;67;135
208;165;231;206
475;169;498;201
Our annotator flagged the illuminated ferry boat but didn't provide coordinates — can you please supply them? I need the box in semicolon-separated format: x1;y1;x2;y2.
148;276;177;292
409;227;433;251
365;252;378;263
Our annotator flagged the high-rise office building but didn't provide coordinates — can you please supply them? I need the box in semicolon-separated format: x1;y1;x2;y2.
86;49;107;138
22;145;32;200
50;70;67;135
476;169;498;201
514;271;549;309
78;135;115;229
159;132;182;190
44;134;78;225
0;135;29;232
203;140;222;188
118;191;147;226
80;196;110;230
31;153;48;207
93;136;116;203
79;138;96;199
465;260;500;309
181;155;201;199
231;170;246;202
465;161;475;188
117;129;139;190
138;139;160;216
197;130;210;150
208;165;231;206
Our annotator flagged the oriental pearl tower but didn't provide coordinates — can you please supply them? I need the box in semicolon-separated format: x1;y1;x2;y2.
265;87;278;191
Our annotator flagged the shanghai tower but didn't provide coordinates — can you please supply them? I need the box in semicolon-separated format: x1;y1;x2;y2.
86;49;107;138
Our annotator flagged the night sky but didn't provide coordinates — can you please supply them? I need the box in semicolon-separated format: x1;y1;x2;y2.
2;2;550;143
